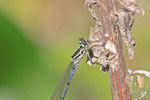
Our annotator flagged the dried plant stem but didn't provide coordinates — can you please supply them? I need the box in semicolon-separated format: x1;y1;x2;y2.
85;0;144;99
99;0;131;99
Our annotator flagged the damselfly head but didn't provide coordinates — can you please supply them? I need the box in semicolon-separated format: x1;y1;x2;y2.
78;37;89;48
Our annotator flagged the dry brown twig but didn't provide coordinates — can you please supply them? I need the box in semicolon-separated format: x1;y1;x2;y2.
85;0;144;99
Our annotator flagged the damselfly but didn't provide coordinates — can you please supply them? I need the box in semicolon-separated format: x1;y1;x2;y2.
50;38;90;100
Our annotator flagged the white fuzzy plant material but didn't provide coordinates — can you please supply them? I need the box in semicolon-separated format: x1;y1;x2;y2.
87;21;108;70
85;0;144;71
115;0;144;59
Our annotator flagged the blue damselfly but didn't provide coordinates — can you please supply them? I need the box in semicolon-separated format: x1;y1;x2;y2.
50;38;90;100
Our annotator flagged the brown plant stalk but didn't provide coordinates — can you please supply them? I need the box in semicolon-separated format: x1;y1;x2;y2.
85;0;144;99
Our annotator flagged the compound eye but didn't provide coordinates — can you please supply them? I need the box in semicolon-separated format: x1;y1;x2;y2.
79;37;84;44
79;40;82;44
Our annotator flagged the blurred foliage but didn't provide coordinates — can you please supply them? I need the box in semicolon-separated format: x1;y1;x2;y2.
0;0;150;100
0;12;54;100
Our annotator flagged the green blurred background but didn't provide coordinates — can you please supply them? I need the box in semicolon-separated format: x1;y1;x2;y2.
0;0;149;100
